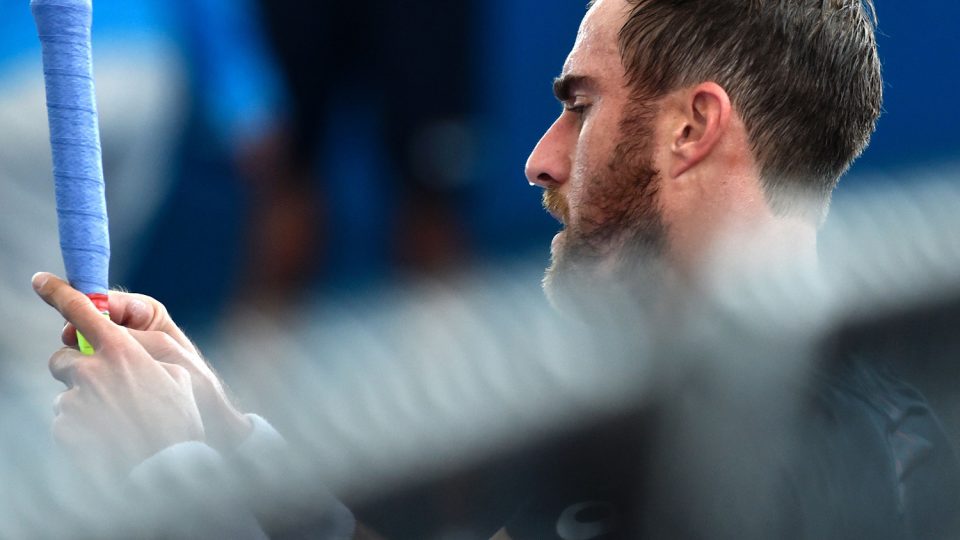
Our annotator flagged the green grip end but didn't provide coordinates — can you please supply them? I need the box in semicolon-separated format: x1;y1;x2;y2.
76;310;107;355
77;331;95;356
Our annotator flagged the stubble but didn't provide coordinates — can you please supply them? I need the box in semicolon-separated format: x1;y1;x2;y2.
543;98;667;310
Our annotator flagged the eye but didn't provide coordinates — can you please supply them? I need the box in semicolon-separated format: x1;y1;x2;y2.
564;102;590;118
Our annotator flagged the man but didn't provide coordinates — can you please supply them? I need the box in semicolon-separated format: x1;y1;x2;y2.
32;0;959;538
508;3;959;539
529;0;878;304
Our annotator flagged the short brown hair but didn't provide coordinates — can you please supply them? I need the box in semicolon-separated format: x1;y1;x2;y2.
616;0;882;220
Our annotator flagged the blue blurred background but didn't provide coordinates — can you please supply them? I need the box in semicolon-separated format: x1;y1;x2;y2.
0;3;956;535
1;0;957;348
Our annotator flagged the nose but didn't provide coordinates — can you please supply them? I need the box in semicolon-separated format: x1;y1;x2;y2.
525;117;570;189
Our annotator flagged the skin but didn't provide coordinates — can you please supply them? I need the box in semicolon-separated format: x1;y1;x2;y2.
33;272;252;477
527;0;817;302
500;0;820;534
32;0;819;536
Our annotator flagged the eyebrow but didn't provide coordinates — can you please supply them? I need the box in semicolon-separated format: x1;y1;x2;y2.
552;74;597;102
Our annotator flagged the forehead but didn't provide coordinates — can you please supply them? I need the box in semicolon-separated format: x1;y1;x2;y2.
563;0;629;79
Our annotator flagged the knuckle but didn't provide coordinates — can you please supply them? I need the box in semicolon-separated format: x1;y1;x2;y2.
70;360;98;383
133;293;169;324
96;333;127;355
55;390;79;416
49;348;79;378
156;333;180;355
48;348;66;371
167;364;191;384
169;363;189;378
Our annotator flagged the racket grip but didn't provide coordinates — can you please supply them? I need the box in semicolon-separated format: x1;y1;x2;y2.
31;0;111;298
78;293;109;356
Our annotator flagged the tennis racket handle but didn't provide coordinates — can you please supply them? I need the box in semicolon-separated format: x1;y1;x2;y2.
77;293;109;356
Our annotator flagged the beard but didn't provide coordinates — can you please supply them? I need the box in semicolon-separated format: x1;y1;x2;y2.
543;100;667;312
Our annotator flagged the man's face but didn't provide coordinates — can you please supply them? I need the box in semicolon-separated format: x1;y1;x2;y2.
526;0;667;304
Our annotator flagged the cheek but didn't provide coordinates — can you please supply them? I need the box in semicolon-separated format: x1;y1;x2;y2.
566;103;623;213
567;134;610;218
566;162;588;220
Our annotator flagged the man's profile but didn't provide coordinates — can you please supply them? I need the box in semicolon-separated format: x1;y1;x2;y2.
531;0;879;303
30;0;960;538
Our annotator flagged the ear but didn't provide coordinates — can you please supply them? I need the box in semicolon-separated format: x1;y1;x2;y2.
669;82;732;178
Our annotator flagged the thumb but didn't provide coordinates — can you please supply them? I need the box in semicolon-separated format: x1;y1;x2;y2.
107;291;195;352
33;272;114;351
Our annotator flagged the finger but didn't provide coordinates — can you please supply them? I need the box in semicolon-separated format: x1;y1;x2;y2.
52;387;80;416
63;293;154;341
126;329;192;367
33;273;117;351
61;322;79;346
107;291;157;329
49;347;84;387
127;329;221;393
159;362;192;387
107;291;193;349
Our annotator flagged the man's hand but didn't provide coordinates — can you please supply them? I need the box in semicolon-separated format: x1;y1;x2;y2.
58;284;253;452
34;273;205;476
43;273;254;454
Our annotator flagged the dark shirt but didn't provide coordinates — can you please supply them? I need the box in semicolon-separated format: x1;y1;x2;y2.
504;356;960;540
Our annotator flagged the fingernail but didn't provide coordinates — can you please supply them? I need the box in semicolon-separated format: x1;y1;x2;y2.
31;272;48;292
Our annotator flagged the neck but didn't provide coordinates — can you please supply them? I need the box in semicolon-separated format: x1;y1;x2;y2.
692;215;820;290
